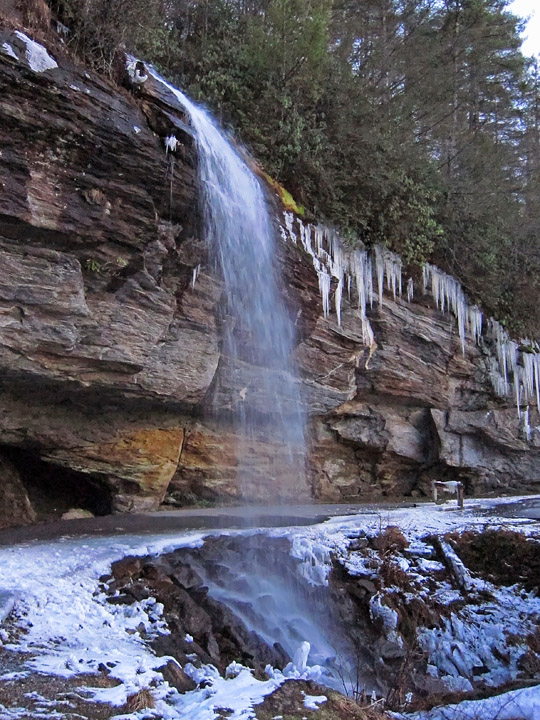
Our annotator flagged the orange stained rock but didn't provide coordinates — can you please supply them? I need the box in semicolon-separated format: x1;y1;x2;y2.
66;426;185;498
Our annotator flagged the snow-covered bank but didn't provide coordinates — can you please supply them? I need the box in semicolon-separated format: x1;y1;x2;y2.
0;498;539;719
399;683;540;720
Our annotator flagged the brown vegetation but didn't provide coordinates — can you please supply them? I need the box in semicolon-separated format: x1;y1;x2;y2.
372;526;409;555
125;688;156;712
447;529;540;594
16;0;50;30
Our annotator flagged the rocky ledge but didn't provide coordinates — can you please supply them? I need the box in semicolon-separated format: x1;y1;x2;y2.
0;26;539;528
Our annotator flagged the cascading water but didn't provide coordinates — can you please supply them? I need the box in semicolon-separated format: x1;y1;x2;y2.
149;70;306;499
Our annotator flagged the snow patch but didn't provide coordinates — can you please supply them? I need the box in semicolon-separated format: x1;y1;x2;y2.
1;42;18;60
14;31;57;72
404;683;540;720
303;692;327;710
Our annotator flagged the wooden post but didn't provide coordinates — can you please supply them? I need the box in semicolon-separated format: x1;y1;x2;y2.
457;483;464;509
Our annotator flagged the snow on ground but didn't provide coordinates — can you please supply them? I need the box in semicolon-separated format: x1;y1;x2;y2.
0;497;539;719
302;692;327;710
398;683;540;720
267;495;539;582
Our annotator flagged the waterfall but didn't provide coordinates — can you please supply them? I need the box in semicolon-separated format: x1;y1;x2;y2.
149;69;306;499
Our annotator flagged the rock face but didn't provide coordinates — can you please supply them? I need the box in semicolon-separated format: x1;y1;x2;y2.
0;27;538;523
0;452;36;529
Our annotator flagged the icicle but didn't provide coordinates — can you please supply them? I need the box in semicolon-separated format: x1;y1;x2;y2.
165;135;179;153
331;243;344;326
335;277;343;326
382;248;402;300
523;351;535;402
375;246;384;307
514;367;522;418
534;355;540;413
488;357;508;397
423;264;469;354
284;211;296;243
522;406;531;442
318;267;331;318
315;226;323;256
407;277;414;303
191;263;201;289
366;256;374;308
467;306;483;345
352;251;368;318
361;315;374;347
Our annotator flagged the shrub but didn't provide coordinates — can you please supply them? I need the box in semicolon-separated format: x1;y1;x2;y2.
48;0;176;76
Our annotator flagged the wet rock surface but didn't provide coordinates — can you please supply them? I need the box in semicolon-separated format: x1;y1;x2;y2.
0;26;539;520
105;542;293;677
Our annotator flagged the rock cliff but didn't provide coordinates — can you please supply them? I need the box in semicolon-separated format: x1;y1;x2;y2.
0;27;538;528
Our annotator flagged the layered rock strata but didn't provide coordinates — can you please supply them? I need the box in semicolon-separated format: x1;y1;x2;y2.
0;28;538;526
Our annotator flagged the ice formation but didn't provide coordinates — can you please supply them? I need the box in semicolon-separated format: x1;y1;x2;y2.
292;641;311;673
1;42;18;60
282;211;540;421
488;320;540;418
54;20;70;39
14;31;58;73
422;263;483;354
282;212;385;347
375;244;402;304
126;58;148;85
191;263;201;289
165;134;179;154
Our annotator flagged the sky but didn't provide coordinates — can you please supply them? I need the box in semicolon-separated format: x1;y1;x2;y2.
509;0;540;56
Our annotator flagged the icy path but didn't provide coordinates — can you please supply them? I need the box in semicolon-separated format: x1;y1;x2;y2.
0;498;539;719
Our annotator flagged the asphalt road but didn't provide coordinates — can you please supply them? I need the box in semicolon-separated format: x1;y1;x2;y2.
0;495;538;547
0;501;408;546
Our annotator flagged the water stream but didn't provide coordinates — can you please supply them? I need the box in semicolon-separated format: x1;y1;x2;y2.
151;69;306;500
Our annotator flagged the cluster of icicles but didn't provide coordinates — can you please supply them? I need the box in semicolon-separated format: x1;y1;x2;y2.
281;211;540;427
281;212;403;348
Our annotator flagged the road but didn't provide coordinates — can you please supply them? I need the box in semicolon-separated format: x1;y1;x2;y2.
0;495;538;546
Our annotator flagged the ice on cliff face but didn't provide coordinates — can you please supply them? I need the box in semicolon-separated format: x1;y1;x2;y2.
281;211;540;423
14;31;58;73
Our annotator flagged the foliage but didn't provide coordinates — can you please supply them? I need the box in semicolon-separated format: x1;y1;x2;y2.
84;258;101;273
48;0;178;75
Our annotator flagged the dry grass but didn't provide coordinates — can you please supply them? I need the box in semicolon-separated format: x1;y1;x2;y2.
16;0;50;30
373;526;409;555
447;529;540;593
0;655;121;720
125;688;156;711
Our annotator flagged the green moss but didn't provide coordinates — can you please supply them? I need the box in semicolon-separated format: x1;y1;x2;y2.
263;173;305;216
